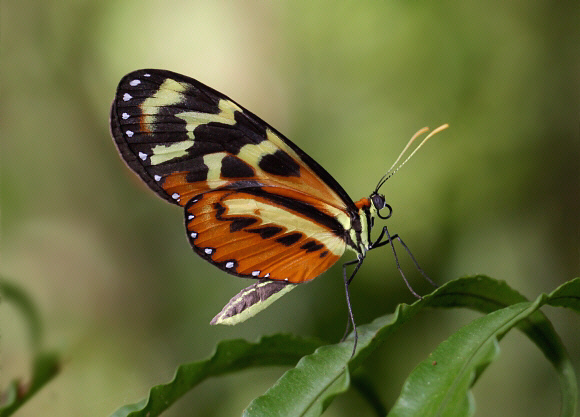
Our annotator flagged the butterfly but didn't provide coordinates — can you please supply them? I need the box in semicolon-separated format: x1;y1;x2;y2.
110;69;447;353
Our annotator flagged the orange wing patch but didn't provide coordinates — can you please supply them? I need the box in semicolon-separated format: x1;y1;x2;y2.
184;189;345;283
161;171;211;206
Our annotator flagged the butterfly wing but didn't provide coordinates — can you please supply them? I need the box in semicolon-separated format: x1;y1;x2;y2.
185;187;346;283
187;186;347;325
110;69;357;324
110;69;355;211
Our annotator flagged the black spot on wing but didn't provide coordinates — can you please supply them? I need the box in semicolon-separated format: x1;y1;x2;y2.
276;233;303;246
180;86;221;114
185;165;209;182
229;217;258;232
221;155;255;178
259;150;300;177
246;226;284;239
233;108;269;143
212;201;258;232
226;180;266;189
300;241;325;253
193;124;251;154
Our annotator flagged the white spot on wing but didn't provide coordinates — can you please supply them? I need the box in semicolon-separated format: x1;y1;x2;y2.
123;93;132;101
252;270;260;277
126;130;134;137
138;152;147;160
225;261;234;269
122;113;130;120
190;232;197;238
188;214;194;220
171;193;180;200
129;79;141;86
264;273;270;278
154;175;161;181
204;248;213;255
144;73;151;77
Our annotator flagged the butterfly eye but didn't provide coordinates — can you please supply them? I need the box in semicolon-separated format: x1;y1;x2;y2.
371;194;392;220
371;193;386;210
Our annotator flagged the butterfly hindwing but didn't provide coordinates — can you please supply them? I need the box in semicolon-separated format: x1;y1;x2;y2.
185;187;346;284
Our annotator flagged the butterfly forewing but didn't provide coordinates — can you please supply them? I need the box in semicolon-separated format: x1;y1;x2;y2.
110;69;354;211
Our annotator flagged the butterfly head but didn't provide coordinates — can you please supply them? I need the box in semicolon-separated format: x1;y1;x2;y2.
370;192;392;220
354;192;391;251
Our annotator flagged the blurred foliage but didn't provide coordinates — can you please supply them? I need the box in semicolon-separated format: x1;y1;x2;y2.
1;0;578;416
0;279;60;416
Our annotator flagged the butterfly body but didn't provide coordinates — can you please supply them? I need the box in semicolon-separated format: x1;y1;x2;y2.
110;69;435;341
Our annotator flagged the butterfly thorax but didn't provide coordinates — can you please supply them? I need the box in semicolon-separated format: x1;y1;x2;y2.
343;196;374;258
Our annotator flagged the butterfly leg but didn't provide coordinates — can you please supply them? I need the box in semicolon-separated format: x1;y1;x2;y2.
389;233;438;288
341;257;365;357
371;225;437;298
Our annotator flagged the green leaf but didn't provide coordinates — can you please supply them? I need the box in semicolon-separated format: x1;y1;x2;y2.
428;277;578;387
0;352;61;417
388;301;540;417
108;276;578;417
0;279;43;351
0;278;60;417
243;340;352;417
243;290;430;416
240;276;495;416
244;276;578;417
110;334;322;417
544;278;580;417
547;277;580;312
387;277;579;417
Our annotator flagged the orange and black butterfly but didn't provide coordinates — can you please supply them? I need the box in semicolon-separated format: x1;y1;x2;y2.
110;69;446;351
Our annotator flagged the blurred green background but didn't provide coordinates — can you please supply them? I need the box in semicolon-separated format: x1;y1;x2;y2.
2;1;578;416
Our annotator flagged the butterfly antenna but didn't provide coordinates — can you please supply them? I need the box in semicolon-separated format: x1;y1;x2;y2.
375;127;427;191
375;124;449;192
